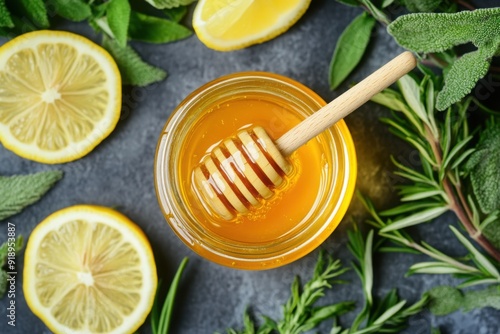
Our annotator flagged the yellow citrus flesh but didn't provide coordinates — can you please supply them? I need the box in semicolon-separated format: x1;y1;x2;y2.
193;0;312;51
0;31;121;164
23;205;157;334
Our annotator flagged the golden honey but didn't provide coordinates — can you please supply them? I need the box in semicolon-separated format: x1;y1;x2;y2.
155;72;356;270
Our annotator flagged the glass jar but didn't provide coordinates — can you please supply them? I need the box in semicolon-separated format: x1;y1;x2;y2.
154;72;356;270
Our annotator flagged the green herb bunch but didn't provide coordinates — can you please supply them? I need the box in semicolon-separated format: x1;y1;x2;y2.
222;227;427;334
0;0;196;86
331;1;500;111
360;68;500;313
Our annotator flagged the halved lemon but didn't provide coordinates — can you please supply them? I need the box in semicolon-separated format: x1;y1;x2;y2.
0;31;121;164
193;0;312;51
23;205;157;334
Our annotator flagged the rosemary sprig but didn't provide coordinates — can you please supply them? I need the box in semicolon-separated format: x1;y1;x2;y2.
151;257;189;334
370;70;500;263
224;228;427;334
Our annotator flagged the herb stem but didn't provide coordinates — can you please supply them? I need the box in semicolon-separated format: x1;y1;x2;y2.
424;126;500;262
453;0;476;11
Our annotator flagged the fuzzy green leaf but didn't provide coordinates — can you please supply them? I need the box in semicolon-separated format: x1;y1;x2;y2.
0;171;63;221
102;36;167;86
0;235;24;296
483;221;500;250
107;0;131;47
427;286;463;315
51;0;92;21
371;89;407;112
436;48;494;110
462;285;500;312
388;8;500;53
427;285;500;315
388;8;500;110
329;12;376;89
0;0;14;28
145;0;196;10
464;121;500;214
18;0;49;28
128;11;192;44
400;0;442;13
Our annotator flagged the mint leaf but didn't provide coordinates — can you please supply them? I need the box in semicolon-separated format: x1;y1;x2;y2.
163;6;188;22
102;36;167;86
19;0;49;28
107;0;131;47
52;0;91;21
0;0;14;28
129;11;192;44
464;120;500;213
400;0;442;12
0;171;63;221
462;285;500;312
145;0;196;10
329;12;376;90
427;286;463;315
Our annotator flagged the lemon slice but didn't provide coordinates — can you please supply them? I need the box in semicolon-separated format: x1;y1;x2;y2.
193;0;312;51
0;31;121;164
23;205;157;334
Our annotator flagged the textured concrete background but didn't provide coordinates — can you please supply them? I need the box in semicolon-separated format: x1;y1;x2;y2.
1;1;499;333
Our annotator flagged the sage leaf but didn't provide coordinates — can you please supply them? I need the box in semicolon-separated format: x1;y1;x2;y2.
107;0;131;47
359;0;390;25
427;285;500;315
0;0;14;28
483;221;500;250
19;0;49;29
102;36;167;86
128;11;192;44
145;0;196;10
0;171;63;221
371;89;407;111
0;235;24;296
388;8;500;110
464;120;500;214
329;12;376;90
427;286;463;315
462;285;500;312
436;48;494;110
397;75;428;124
51;0;92;21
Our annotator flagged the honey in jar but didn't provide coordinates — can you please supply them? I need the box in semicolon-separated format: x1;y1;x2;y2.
155;72;356;270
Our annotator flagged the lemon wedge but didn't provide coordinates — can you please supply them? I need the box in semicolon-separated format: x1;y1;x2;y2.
193;0;312;51
23;205;157;334
0;31;121;164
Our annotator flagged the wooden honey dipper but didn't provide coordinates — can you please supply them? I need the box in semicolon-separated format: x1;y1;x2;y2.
193;52;417;220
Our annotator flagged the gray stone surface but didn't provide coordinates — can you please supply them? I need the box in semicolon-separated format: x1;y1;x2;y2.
1;1;499;333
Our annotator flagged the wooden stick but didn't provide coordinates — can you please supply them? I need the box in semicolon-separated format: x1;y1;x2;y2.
275;51;417;156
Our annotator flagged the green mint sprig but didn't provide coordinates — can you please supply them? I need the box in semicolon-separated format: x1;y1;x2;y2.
0;171;63;221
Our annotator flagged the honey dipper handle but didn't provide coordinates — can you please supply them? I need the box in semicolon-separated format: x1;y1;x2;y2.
275;51;417;156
